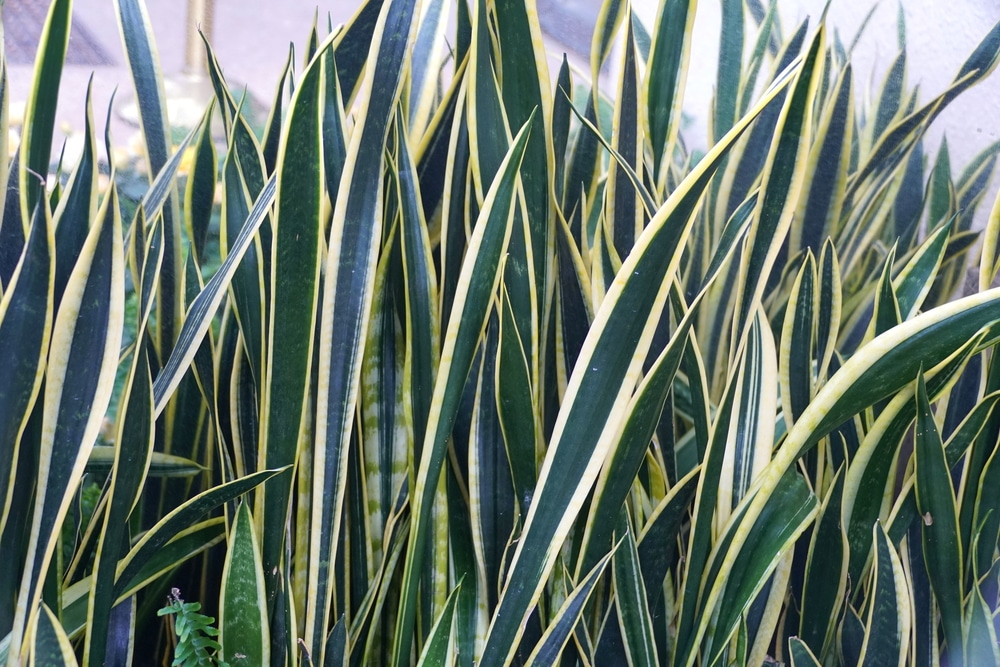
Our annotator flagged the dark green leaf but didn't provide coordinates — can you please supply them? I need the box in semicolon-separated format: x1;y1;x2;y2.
798;465;846;661
19;0;71;221
913;372;964;662
113;468;285;599
9;180;123;665
647;0;695;179
524;551;613;666
858;524;907;667
416;582;462;666
30;603;77;666
394;112;535;667
612;510;658;665
0;196;53;539
480;65;798;667
788;637;822;667
220;503;269;666
306;1;418;660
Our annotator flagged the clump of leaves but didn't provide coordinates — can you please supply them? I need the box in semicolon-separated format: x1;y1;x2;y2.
5;0;1000;664
158;589;229;667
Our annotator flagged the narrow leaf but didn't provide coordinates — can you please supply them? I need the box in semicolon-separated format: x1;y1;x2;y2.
9;181;123;665
307;0;419;660
220;503;269;666
0;197;54;538
30;603;78;667
914;372;964;663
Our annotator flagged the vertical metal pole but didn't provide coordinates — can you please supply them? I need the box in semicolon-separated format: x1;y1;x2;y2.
120;0;215;127
183;0;214;76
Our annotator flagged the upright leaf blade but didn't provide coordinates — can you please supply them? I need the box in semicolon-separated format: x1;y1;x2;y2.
0;198;54;539
84;347;154;667
697;470;817;666
730;26;823;352
306;0;419;660
524;551;614;666
115;0;181;355
612;511;658;666
480;66;799;667
19;0;72;223
220;503;269;666
52;82;98;305
30;603;78;667
415;583;462;667
9;182;124;665
646;0;696;183
257;38;327;630
914;372;964;664
394;115;535;667
798;466;847;661
606;16;643;257
858;523;910;667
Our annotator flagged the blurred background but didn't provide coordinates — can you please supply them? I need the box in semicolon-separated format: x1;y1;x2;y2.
5;0;1000;224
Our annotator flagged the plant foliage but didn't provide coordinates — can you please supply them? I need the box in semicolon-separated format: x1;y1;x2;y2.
2;0;1000;665
158;589;228;667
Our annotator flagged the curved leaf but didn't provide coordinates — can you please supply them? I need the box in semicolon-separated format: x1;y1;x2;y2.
480;62;800;667
8;180;123;666
113;468;286;599
30;603;78;667
0;197;53;538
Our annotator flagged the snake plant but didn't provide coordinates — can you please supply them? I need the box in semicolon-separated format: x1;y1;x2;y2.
2;0;1000;665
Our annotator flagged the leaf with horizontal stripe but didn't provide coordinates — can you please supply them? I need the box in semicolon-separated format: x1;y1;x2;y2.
306;0;418;659
393;114;535;667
